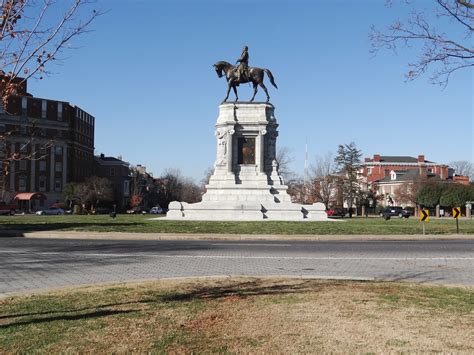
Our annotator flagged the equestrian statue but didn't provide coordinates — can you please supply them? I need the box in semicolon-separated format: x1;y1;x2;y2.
213;46;278;103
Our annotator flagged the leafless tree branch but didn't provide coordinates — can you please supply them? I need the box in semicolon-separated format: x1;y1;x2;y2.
1;0;102;109
370;0;473;86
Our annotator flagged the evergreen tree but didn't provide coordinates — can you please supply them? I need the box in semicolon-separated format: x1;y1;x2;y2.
334;142;362;218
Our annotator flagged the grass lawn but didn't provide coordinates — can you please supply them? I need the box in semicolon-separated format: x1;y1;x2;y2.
1;214;473;235
0;278;472;352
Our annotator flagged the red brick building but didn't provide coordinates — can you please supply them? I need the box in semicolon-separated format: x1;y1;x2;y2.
0;78;95;210
360;154;470;207
360;154;450;183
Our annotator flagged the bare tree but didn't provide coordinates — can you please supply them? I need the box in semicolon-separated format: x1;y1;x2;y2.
370;0;474;86
310;152;337;208
0;122;54;196
393;176;426;207
1;0;101;109
275;146;295;183
201;166;214;188
449;160;474;179
156;169;202;208
87;176;113;210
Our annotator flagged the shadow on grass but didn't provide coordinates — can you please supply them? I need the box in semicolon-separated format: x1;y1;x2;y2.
1;222;142;235
159;279;333;302
0;309;138;329
0;299;154;321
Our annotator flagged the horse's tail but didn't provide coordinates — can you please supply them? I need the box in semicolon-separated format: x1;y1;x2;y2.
264;68;278;89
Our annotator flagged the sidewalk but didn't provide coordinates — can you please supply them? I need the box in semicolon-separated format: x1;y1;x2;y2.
2;230;473;241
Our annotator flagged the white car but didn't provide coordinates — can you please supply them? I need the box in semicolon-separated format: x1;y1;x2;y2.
36;207;65;216
150;206;164;214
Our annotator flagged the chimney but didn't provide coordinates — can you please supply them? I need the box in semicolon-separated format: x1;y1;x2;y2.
364;157;370;162
418;155;425;163
117;155;122;161
374;154;381;162
100;153;104;159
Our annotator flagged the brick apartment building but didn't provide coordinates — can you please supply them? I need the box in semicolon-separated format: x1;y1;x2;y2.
0;78;95;210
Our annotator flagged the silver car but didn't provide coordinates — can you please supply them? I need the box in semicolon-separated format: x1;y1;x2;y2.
36;207;65;216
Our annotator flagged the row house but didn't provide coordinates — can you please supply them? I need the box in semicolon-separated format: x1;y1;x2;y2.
93;154;131;210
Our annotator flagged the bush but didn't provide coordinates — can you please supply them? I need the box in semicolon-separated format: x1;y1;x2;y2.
417;183;445;208
440;184;471;208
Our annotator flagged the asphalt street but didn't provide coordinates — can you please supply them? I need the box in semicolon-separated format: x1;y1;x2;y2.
1;237;473;295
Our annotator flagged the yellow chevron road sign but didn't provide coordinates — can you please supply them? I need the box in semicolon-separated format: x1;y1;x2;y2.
420;209;429;222
452;207;461;219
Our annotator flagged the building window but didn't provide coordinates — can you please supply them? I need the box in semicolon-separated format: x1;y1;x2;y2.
19;143;27;153
367;167;372;176
123;180;130;197
39;176;46;192
110;167;115;177
19;176;26;191
54;179;62;192
0;124;5;132
427;168;433;173
55;146;63;155
41;128;47;137
390;170;397;181
55;161;62;172
19;160;27;171
58;102;63;121
39;160;46;172
0;143;4;158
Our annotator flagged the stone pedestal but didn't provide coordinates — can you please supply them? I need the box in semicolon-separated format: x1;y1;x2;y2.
166;102;327;221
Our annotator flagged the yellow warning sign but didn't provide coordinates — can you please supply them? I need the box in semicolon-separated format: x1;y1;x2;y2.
420;209;429;222
452;207;461;219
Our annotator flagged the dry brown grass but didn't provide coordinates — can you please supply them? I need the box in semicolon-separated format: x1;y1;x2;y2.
0;278;473;353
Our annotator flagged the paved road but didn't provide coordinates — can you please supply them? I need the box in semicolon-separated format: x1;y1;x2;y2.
1;237;473;295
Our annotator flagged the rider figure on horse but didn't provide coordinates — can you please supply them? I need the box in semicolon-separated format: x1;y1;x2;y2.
235;46;249;82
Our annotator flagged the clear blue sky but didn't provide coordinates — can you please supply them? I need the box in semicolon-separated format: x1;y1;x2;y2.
28;0;473;180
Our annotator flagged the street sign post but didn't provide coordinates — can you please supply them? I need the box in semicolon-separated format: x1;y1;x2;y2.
452;207;461;234
420;209;429;235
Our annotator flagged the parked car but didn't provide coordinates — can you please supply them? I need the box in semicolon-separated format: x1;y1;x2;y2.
380;206;411;219
0;201;18;215
326;208;346;218
36;207;65;216
92;207;113;215
149;206;167;214
126;206;148;214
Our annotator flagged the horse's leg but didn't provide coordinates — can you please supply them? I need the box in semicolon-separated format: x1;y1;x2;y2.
259;82;270;102
232;83;239;102
223;80;232;102
250;82;258;102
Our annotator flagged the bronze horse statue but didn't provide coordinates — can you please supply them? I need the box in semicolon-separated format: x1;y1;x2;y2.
213;61;278;103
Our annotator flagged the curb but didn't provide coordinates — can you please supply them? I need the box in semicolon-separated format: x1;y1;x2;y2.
1;230;473;241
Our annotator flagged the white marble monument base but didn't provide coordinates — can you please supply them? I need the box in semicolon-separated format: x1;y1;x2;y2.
165;102;328;221
166;200;328;221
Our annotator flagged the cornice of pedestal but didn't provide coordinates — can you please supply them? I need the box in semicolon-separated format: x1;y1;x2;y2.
216;102;277;126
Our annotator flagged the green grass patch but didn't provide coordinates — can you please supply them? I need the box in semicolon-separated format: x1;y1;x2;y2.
377;284;474;313
1;214;474;235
